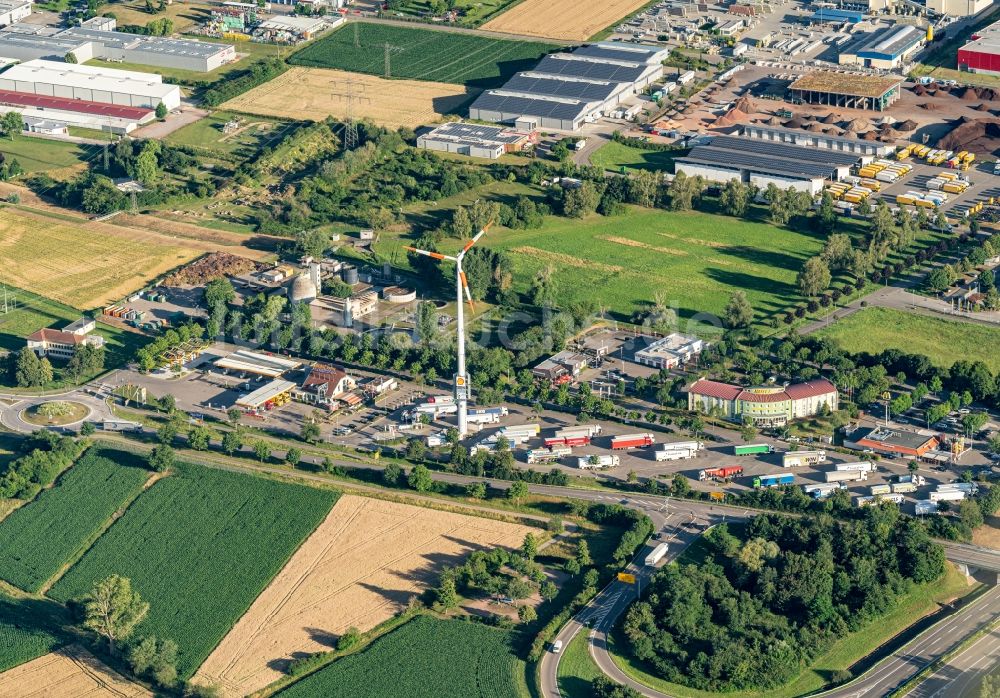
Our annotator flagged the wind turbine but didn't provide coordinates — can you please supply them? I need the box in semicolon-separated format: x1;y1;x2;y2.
405;225;488;437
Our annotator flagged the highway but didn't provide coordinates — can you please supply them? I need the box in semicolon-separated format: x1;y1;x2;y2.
2;392;999;698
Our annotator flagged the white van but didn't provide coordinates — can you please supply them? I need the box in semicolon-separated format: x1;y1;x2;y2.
552;640;563;653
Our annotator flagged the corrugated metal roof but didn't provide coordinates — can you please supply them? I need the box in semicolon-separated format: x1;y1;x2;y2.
0;89;152;119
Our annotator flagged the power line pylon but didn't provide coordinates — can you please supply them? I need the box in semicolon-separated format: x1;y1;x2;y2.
379;42;403;79
331;79;371;150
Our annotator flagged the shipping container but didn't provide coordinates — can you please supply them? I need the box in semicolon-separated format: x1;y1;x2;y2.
782;450;827;467
699;465;743;481
870;484;891;495
527;447;572;464
611;433;655;450
655;447;697;461
835;461;874;473
577;454;620;469
645;542;669;566
753;473;794;488
735;443;771;456
825;469;868;483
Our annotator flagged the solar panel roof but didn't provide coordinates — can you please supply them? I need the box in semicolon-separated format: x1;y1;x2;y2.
532;55;648;83
708;135;860;166
678;147;835;178
503;73;619;102
470;92;590;121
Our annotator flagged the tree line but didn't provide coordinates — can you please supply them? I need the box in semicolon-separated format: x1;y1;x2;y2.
622;510;945;692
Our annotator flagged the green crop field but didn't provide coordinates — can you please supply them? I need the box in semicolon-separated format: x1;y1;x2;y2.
278;616;524;698
288;23;561;88
0;448;150;593
815;307;1000;372
0;594;65;673
49;463;337;678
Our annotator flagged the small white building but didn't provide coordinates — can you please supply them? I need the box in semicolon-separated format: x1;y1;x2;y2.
0;0;31;27
634;333;705;369
26;317;104;360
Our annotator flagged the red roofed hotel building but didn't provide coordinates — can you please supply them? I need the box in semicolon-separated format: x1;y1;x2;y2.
687;377;838;427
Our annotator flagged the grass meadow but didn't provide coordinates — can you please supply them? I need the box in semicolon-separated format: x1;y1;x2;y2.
815;307;1000;372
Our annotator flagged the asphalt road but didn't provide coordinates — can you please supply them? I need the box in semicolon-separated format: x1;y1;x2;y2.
908;624;1000;698
3;390;999;698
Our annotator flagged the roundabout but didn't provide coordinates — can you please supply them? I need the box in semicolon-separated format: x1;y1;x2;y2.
20;401;91;427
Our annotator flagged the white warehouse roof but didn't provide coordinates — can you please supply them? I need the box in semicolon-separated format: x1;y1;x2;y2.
0;59;178;102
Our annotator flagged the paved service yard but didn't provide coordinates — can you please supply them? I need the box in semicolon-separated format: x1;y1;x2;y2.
870;160;1000;218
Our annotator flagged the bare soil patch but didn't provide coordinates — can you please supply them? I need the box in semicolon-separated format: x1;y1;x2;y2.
193;495;534;697
221;67;475;129
0;646;152;698
482;0;649;40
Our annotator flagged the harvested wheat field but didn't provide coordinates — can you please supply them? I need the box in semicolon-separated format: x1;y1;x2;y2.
0;208;200;309
0;646;152;698
482;0;649;40
221;67;476;129
194;495;535;696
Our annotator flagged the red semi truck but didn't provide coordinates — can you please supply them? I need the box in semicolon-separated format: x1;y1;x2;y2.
698;465;744;481
611;433;655;450
544;435;591;447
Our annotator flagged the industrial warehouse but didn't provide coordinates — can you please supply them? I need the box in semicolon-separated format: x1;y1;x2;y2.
787;71;903;111
740;123;892;156
0;60;182;110
0;17;235;72
416;122;535;159
958;18;1000;76
468;42;668;131
673;131;863;193
837;23;927;70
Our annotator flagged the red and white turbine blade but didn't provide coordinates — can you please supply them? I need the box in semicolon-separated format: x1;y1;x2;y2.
404;246;454;261
460;271;475;311
460;224;491;254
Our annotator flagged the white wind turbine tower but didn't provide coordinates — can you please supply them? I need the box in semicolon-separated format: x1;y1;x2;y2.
405;225;489;437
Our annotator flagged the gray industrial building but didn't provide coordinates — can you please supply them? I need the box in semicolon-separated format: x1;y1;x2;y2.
0;18;235;72
741;123;892;157
674;135;862;194
469;42;668;131
416;121;533;159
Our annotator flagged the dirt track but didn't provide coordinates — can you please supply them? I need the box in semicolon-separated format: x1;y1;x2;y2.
0;646;152;698
193;494;534;697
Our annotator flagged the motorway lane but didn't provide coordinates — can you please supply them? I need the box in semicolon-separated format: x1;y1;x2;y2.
909;624;1000;698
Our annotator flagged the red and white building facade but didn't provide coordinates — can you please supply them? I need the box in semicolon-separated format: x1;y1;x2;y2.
687;377;839;427
958;20;1000;76
26;318;104;360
